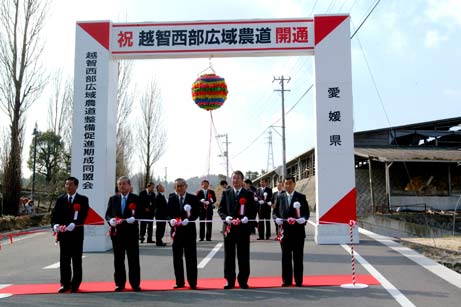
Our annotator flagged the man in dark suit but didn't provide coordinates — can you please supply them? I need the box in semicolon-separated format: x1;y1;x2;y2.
196;179;217;241
105;176;142;292
272;182;284;236
139;182;156;243
257;178;273;240
273;176;310;287
51;176;89;293
218;171;257;289
155;183;168;246
167;178;200;289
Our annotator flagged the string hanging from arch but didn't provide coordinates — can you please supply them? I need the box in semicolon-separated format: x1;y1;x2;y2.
191;60;229;177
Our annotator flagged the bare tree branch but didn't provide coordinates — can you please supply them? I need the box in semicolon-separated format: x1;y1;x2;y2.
47;69;72;148
115;60;135;178
0;0;49;215
138;78;167;187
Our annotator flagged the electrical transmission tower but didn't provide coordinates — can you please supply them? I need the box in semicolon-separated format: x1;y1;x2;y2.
217;133;230;180
266;129;275;171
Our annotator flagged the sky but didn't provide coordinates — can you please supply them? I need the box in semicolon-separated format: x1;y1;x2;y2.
7;0;461;185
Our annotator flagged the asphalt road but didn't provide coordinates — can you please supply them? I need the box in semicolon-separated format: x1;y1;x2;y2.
0;215;460;307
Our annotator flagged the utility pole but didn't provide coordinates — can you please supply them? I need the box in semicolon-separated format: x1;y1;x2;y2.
266;129;275;171
164;167;168;184
217;133;230;180
273;76;290;181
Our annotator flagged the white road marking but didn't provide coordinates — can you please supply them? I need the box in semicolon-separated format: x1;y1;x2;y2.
43;256;86;269
0;232;45;247
359;228;461;289
0;284;12;299
197;242;223;269
341;244;416;307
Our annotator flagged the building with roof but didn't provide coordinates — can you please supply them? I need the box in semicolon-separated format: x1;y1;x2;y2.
255;117;461;216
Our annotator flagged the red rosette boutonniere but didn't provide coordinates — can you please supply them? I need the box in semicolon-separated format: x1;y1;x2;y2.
128;203;136;216
239;197;246;215
208;192;213;203
73;203;81;220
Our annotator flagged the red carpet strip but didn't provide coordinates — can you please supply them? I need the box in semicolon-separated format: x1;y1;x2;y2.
0;275;379;295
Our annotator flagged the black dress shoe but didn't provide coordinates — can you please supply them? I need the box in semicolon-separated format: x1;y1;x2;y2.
70;287;79;293
156;242;167;246
147;239;155;243
296;283;303;287
281;283;292;287
239;284;249;289
140;239;144;243
114;286;125;292
206;239;212;241
173;284;185;289
189;285;197;290
223;283;234;289
58;286;70;293
132;286;141;292
256;238;263;240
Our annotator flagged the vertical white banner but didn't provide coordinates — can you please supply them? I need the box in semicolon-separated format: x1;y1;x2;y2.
314;15;358;244
72;22;117;252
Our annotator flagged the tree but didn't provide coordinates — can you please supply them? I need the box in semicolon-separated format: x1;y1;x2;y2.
48;70;72;148
116;60;135;178
0;0;48;215
47;70;72;178
27;131;65;190
138;79;166;188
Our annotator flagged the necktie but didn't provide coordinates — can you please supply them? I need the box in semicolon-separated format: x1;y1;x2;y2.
121;196;126;213
68;196;72;208
287;194;292;205
180;196;184;207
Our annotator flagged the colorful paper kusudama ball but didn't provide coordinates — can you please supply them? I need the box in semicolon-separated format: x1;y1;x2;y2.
191;73;228;111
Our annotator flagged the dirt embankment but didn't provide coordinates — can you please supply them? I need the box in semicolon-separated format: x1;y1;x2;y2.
399;237;461;274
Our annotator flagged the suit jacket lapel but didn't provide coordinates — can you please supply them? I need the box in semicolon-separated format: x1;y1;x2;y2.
282;194;290;217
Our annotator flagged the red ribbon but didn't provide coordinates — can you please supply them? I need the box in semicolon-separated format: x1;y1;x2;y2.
73;203;80;220
171;218;182;241
129;203;136;216
276;225;284;243
239;198;246;216
287;217;296;225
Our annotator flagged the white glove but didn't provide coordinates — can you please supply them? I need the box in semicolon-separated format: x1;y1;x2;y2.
109;218;117;227
182;218;189;226
66;223;75;232
296;217;306;224
241;216;248;224
253;197;258;202
258;200;264;205
204;201;210;205
225;216;233;224
126;216;135;224
53;224;60;233
184;204;191;212
275;218;283;225
170;218;177;227
267;201;272;206
200;198;205;203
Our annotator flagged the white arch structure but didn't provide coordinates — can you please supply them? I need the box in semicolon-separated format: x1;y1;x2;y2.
72;15;358;251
